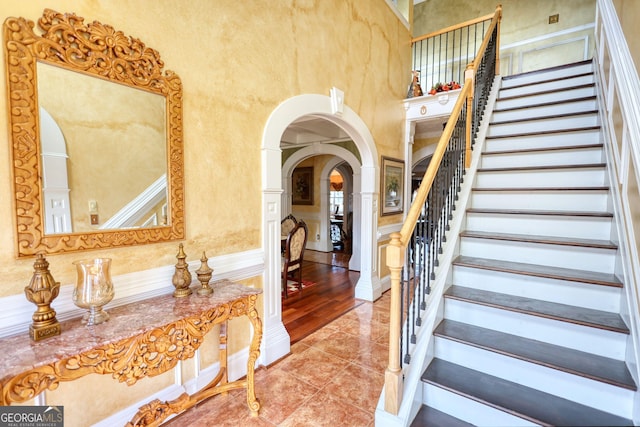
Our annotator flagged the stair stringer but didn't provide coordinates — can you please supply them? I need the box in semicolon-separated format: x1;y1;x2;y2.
594;59;640;423
375;75;502;427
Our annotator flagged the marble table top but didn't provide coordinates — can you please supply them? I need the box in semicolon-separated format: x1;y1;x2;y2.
0;280;261;385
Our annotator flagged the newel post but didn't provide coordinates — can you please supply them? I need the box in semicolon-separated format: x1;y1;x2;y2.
384;231;405;414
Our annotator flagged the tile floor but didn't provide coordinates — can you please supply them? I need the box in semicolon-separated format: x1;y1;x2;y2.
165;291;391;426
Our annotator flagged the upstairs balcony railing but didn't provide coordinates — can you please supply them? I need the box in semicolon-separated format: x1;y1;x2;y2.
411;9;498;94
383;5;502;415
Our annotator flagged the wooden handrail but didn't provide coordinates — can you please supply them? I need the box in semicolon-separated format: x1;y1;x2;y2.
398;82;472;247
384;82;471;415
469;5;502;71
383;5;502;416
411;9;496;44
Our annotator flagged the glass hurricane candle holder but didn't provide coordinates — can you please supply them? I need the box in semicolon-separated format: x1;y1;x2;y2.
72;258;115;325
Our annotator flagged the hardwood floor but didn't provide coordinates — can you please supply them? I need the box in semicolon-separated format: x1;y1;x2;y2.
282;250;360;343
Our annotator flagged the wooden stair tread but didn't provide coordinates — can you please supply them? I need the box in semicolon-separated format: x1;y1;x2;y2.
445;285;629;335
422;358;634;426
490;110;598;126
435;319;634;389
486;125;600;139
467;207;613;218
478;162;605;172
482;142;603;156
472;186;609;192
502;59;593;80
501;73;594;91
410;405;474;427
497;82;595;102
493;95;597;113
459;230;617;250
453;255;623;288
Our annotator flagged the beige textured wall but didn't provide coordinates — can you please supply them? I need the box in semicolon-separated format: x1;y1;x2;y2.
414;0;597;74
0;1;410;293
0;2;410;425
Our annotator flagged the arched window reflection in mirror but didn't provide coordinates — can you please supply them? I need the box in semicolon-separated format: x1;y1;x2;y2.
37;62;168;234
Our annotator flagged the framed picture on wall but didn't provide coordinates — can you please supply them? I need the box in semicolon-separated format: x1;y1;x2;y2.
381;156;404;216
292;167;314;205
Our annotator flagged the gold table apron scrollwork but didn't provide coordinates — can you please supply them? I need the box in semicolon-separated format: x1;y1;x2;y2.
0;280;262;426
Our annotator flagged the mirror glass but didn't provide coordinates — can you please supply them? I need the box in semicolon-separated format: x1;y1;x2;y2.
4;9;185;257
38;62;168;234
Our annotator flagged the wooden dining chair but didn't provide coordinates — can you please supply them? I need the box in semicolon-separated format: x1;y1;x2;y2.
280;214;298;236
281;220;308;298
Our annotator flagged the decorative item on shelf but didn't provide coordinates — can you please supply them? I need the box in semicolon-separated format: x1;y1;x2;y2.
72;258;115;326
24;253;61;341
195;252;214;296
407;70;424;98
428;81;461;95
172;243;193;298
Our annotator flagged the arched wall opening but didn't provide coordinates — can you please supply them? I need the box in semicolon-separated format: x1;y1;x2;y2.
260;94;381;365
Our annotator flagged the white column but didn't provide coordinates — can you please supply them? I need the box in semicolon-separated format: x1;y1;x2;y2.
260;146;291;365
354;164;381;301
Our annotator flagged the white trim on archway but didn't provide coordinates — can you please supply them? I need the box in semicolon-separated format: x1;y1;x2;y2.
261;94;381;365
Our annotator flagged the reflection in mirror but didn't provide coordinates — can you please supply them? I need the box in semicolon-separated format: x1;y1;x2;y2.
4;9;184;257
37;62;167;234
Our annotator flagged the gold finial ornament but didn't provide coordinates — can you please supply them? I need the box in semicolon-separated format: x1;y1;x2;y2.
195;252;214;296
172;244;192;297
24;254;61;341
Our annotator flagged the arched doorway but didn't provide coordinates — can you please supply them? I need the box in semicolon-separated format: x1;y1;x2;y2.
261;94;381;365
282;146;360;270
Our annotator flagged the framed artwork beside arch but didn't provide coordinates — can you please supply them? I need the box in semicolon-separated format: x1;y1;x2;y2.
381;156;404;216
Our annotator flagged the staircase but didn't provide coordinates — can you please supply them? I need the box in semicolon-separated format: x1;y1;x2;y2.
411;61;637;426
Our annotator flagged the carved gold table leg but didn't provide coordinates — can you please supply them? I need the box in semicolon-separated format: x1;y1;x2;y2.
244;297;263;417
126;294;263;426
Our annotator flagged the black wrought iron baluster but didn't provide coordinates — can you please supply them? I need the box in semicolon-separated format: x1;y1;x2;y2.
406;229;421;344
402;263;411;364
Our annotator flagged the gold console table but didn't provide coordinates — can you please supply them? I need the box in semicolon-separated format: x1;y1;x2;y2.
0;280;262;426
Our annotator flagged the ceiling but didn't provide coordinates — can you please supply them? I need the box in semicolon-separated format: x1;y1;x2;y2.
280;115;444;148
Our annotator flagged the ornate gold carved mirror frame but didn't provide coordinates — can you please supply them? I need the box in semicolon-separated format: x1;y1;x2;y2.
4;9;185;258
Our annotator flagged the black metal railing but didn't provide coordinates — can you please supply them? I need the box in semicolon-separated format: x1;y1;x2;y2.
411;14;493;93
471;23;498;142
384;5;502;415
401;97;467;364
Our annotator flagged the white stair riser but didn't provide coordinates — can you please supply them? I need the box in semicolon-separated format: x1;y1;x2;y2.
499;74;595;97
492;98;598;122
443;298;626;359
452;265;622;312
487;114;599;137
500;64;594;88
470;190;609;212
485;130;600;152
495;86;595;110
459;238;616;273
475;168;606;188
480;147;603;168
434;338;634;417
422;383;538;427
465;212;613;241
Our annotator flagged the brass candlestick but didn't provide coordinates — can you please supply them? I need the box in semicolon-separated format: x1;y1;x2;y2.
172;244;192;298
196;252;213;296
24;253;61;341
